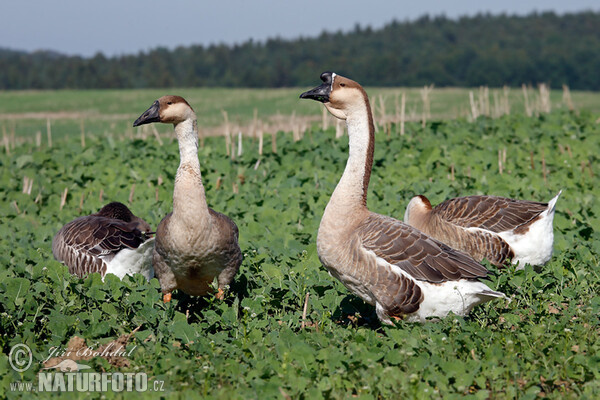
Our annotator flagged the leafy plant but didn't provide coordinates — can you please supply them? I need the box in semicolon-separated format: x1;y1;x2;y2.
0;110;598;399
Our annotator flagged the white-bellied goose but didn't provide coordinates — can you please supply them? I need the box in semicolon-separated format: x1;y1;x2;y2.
52;202;155;280
404;191;561;268
133;95;242;302
300;72;504;324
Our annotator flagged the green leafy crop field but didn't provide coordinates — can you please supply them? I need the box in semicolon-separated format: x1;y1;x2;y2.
1;109;599;398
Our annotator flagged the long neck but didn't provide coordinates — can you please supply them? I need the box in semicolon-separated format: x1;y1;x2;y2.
172;117;209;222
326;100;375;217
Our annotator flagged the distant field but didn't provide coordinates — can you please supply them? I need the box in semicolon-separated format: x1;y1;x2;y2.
1;86;599;143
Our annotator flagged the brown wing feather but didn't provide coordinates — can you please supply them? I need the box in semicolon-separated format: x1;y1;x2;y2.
52;215;150;278
433;196;548;233
358;213;490;283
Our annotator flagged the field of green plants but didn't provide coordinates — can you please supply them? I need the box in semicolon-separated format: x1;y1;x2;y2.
1;96;599;398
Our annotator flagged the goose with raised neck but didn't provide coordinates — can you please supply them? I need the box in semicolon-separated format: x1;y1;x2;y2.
52;202;155;281
300;72;504;324
404;191;561;268
133;95;242;302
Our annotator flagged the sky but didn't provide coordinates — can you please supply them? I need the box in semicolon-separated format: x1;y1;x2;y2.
1;0;599;58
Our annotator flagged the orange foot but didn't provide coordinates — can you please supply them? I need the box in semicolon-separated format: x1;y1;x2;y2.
215;288;225;300
163;293;172;303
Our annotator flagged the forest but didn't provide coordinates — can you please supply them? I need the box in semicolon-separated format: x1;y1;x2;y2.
1;11;599;90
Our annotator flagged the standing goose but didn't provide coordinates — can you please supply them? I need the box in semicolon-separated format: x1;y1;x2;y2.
52;202;155;280
133;95;242;302
404;192;561;268
300;72;504;324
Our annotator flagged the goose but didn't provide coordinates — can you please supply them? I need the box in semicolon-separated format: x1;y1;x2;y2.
404;191;561;268
52;202;155;280
300;72;504;324
133;95;242;303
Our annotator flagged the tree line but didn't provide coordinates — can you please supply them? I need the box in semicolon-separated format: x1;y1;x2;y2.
1;11;600;90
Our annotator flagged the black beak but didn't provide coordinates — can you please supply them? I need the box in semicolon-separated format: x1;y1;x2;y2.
133;100;160;127
299;71;333;103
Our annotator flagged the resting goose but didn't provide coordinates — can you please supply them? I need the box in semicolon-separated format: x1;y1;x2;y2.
300;72;504;324
133;95;242;302
52;202;155;280
404;192;561;268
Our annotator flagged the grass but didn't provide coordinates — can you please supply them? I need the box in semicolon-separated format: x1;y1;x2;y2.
0;104;599;398
1;86;599;141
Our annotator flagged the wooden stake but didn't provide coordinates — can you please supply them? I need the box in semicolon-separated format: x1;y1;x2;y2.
60;188;68;210
530;151;535;170
252;108;258;139
258;122;264;156
22;176;33;195
222;110;230;156
493;91;500;118
79;192;85;212
400;92;406;136
378;94;386;132
301;292;310;329
322;107;328;131
498;149;503;175
271;132;277;154
469;91;479;120
541;149;547;184
562;85;574;111
129;183;136;203
484;86;490;116
522;84;532;117
99;188;104;203
503;85;511;115
36;131;42;147
46;118;52;148
80;119;86;148
237;131;243;157
216;176;222;190
3;128;9;156
420;85;433;127
539;83;551;113
12;201;20;214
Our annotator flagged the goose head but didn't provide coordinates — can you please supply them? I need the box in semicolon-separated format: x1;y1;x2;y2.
300;71;367;120
97;202;152;233
133;95;195;127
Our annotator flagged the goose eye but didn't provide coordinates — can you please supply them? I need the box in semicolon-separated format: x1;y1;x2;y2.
340;83;346;87
167;101;173;105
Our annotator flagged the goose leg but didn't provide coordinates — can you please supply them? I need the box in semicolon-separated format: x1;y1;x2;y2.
163;292;172;303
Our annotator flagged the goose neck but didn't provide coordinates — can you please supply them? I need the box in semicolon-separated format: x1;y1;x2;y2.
175;118;200;170
172;117;209;223
328;107;374;212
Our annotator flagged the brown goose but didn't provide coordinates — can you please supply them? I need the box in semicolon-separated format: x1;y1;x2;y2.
133;95;242;302
52;202;154;280
404;192;561;268
300;72;504;324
